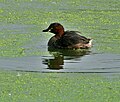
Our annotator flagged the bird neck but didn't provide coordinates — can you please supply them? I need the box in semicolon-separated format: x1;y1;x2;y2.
55;30;64;39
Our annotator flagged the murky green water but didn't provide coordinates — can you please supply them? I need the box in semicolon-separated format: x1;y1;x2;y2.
0;0;120;73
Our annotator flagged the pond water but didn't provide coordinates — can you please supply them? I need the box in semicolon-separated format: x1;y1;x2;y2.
0;0;120;74
0;52;120;73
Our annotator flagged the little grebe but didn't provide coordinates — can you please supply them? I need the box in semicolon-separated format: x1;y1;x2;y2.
43;23;92;49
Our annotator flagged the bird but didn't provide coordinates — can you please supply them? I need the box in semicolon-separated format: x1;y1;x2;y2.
43;23;92;49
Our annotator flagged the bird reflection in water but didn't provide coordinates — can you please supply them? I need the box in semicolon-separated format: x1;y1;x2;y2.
42;47;91;70
43;52;64;70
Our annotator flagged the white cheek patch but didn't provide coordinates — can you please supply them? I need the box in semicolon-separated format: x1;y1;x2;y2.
48;28;53;32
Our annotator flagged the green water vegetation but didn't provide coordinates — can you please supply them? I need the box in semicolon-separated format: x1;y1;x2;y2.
0;0;120;57
0;70;120;102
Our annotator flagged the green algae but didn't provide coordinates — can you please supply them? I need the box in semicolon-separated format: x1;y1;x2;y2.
0;70;120;102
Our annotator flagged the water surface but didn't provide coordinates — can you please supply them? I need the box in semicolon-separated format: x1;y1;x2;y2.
0;52;120;73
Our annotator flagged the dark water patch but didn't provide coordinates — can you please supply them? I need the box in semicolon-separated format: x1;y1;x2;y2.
0;53;120;74
14;70;120;74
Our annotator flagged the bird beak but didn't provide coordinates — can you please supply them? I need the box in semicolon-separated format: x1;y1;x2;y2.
42;28;53;32
42;28;49;32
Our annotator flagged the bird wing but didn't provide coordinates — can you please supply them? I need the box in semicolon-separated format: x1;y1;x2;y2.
56;31;90;47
